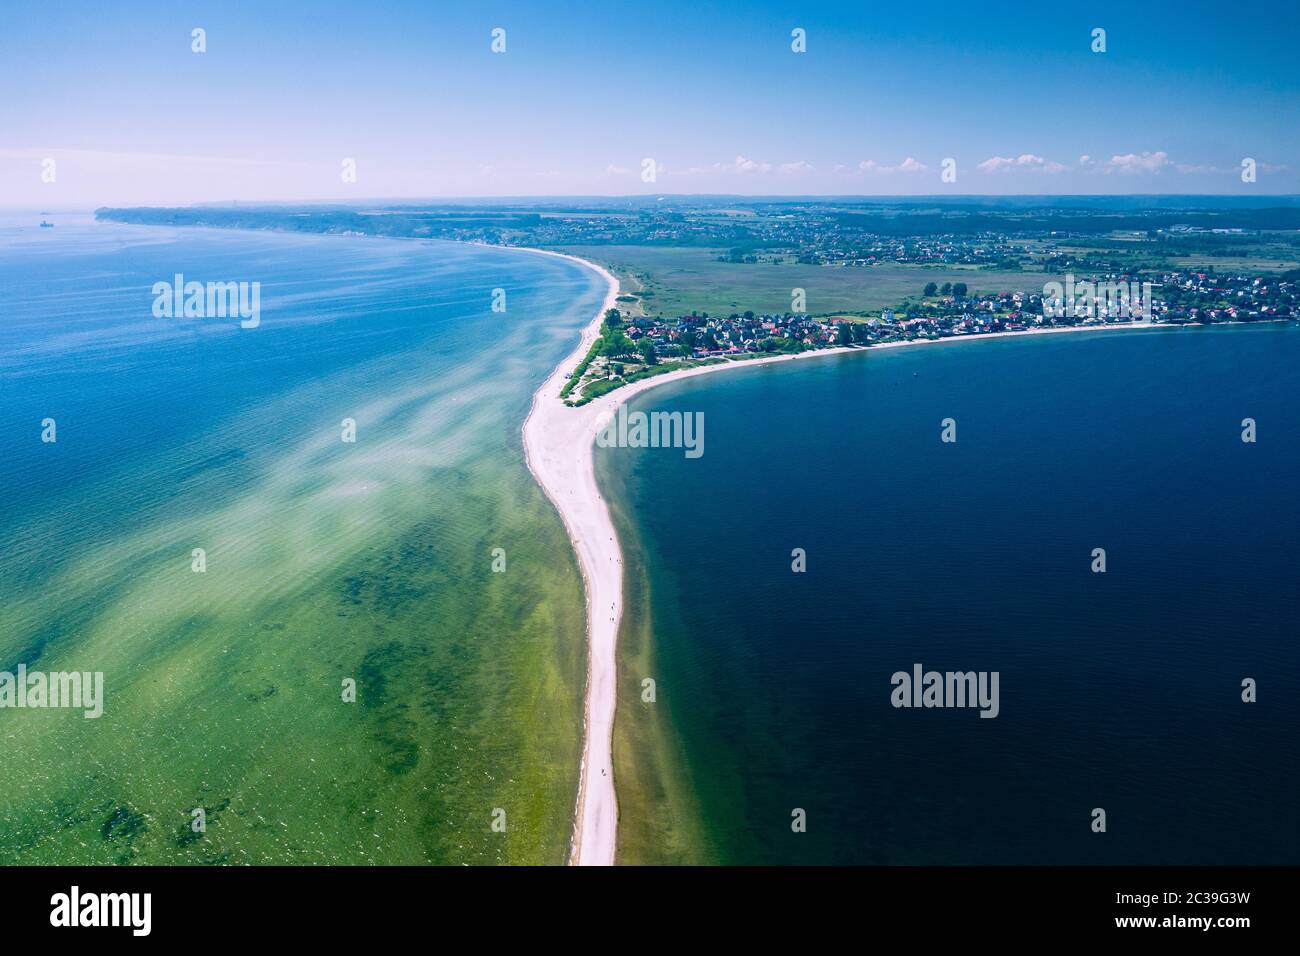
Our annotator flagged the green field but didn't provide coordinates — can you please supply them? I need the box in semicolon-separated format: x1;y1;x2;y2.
555;245;1044;317
1025;237;1300;273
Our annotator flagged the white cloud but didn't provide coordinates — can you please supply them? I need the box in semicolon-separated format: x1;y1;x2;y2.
859;157;928;174
1081;151;1243;175
729;155;772;174
678;155;771;175
676;155;812;176
1099;151;1171;174
976;153;1067;174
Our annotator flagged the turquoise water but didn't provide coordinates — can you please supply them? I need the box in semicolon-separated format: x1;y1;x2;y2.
604;325;1300;864
0;213;599;864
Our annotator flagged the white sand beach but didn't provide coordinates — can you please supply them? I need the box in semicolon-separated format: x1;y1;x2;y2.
519;249;623;867
519;248;1175;865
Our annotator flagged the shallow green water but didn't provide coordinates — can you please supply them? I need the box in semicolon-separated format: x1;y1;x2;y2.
0;215;599;864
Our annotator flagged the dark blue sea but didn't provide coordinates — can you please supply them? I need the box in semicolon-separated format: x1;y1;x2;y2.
602;324;1300;864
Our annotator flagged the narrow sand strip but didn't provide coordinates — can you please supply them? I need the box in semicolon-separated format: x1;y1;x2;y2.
519;250;622;867
519;252;1178;865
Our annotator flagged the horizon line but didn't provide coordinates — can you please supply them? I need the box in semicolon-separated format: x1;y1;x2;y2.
14;191;1298;211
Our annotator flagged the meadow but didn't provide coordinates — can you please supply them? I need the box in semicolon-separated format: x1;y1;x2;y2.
555;244;1042;317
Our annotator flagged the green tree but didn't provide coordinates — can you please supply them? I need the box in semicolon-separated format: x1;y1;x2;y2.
952;282;968;298
837;322;854;345
600;330;635;358
923;282;938;297
940;282;952;295
637;339;658;365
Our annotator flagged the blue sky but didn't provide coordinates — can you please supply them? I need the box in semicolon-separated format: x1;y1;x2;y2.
2;0;1296;203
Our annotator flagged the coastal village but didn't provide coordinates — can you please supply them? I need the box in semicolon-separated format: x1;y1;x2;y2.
563;267;1300;405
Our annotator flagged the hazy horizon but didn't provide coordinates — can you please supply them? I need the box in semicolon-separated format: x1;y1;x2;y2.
12;193;1300;215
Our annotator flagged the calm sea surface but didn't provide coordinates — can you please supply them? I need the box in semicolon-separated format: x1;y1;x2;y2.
603;325;1300;864
0;213;598;864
